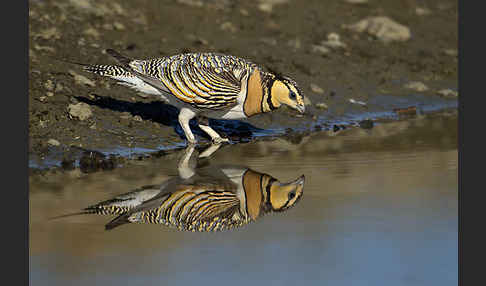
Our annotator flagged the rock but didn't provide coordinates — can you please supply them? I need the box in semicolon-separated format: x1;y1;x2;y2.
415;7;432;16
321;33;347;49
240;9;249;16
34;44;55;53
311;45;330;56
257;0;289;13
113;22;125;30
359;119;374;129
437;89;458;97
346;16;411;43
46;92;54;97
133;115;143;122
55;83;64;92
220;22;237;33
47;139;60;146
83;27;100;38
69;70;96;87
315;102;328;109
404;81;429;92
39;96;47;102
44;80;54;91
36;27;61;40
443;49;458;57
310;83;325;94
68;102;93;120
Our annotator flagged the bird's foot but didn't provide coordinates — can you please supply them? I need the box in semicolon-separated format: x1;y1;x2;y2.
211;137;229;144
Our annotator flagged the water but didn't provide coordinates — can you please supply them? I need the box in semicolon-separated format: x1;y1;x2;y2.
29;113;457;286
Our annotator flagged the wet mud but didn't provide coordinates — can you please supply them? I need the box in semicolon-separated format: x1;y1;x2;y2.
29;0;458;169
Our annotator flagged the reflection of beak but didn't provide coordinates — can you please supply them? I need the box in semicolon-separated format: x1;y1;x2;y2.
287;174;305;186
296;104;306;114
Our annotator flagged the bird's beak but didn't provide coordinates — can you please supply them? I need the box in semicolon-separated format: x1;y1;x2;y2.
296;104;306;114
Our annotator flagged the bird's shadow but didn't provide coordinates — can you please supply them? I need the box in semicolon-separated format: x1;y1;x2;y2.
75;95;265;142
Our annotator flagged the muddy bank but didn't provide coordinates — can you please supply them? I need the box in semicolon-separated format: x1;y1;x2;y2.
29;0;458;169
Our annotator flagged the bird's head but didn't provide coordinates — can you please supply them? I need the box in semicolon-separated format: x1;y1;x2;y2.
267;174;305;212
268;74;306;114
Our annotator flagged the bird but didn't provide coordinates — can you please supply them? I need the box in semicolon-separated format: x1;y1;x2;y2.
79;49;306;144
51;144;305;232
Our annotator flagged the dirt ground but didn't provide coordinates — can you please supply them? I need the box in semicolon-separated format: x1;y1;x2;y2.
28;0;458;169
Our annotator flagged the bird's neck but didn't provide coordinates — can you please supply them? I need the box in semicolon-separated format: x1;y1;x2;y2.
243;69;280;117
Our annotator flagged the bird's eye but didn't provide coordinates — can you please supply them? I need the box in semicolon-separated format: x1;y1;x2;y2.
288;190;296;200
289;91;297;100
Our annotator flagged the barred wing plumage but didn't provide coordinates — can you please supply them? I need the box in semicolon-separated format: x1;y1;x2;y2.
129;53;254;110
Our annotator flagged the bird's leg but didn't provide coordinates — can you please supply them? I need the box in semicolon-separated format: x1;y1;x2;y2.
197;116;230;144
177;144;197;179
178;108;197;144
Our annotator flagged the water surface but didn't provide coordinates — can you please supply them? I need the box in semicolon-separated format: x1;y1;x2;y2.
30;113;457;286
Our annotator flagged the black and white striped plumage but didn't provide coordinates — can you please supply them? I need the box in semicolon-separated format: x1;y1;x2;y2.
81;49;306;144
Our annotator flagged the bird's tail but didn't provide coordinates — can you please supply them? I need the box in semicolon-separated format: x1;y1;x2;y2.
104;213;132;231
105;49;133;68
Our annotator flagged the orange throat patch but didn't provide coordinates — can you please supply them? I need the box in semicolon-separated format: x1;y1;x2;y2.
242;170;264;220
243;69;264;117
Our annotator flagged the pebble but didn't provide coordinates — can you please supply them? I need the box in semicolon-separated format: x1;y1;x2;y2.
133;115;143;122
220;22;237;33
67;102;93;120
47;139;60;146
404;81;429;92
415;7;432;16
310;83;325;94
36;27;61;40
311;45;330;56
346;16;411;43
176;0;203;7
46;92;54;97
321;33;347;49
113;22;125;30
257;0;289;13
315;102;328;109
83;27;100;38
437;89;458;97
443;49;458;57
69;70;96;87
44;80;54;91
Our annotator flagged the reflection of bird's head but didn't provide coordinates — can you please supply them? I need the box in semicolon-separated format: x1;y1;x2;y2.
267;174;305;212
243;170;305;220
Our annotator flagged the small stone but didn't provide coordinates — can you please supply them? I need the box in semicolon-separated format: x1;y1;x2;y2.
346;16;411;43
46;92;54;97
34;44;55;53
315;102;328;109
240;8;249;16
44;80;54;91
321;33;347;49
443;49;458;57
39;96;47;102
47;139;60;146
36;27;61;40
404;81;429;92
220;22;237;33
68;102;93;121
257;0;289;13
437;89;458;97
310;83;325;94
69;70;96;87
113;22;125;30
311;45;330;56
83;27;100;38
133;115;143;122
102;23;114;30
415;7;431;16
359;119;374;129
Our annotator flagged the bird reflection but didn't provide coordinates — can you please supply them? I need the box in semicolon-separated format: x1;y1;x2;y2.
58;144;305;232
